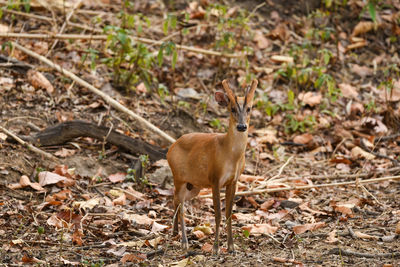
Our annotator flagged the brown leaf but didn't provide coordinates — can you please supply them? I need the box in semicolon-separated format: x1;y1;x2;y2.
395;221;400;235
293;133;313;145
112;193;126;206
108;172;126;183
38;171;75;187
325;230;338;243
7;175;45;191
123;214;153;225
52;189;72;200
350;64;373;78
27;69;54;94
151;221;168;233
193;230;206;239
351;146;375;160
334;203;354;215
338;83;358;99
345;40;367;52
298;92;322;107
354;231;378;240
72;229;83;246
298;202;327;215
253;30;270;49
125;186;146;200
54;148;76;157
293;222;326;234
271;55;293;64
242;223;278;235
352;21;375;36
201;243;213;253
120;253;146;263
260;199;275;211
268;23;289;41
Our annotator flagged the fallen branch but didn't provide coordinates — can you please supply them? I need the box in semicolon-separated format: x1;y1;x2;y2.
199;175;400;198
328;248;400;258
0;125;59;162
11;42;176;144
2;33;243;58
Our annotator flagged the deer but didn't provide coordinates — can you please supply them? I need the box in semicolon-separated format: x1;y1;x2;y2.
167;79;258;254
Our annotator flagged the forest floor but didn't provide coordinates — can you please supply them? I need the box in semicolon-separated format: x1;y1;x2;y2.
1;0;400;266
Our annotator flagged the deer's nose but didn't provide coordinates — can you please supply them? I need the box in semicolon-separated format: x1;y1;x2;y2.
236;124;247;132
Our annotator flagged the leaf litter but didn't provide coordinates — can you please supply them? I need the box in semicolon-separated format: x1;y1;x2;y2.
0;0;400;266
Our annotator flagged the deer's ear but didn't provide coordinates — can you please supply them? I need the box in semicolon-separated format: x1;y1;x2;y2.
215;91;229;106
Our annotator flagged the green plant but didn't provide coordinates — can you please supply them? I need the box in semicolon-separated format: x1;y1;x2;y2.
157;41;178;70
103;25;154;91
284;114;316;133
210;118;222;130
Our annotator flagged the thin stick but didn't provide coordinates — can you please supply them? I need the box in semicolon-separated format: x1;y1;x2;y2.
268;155;293;181
1;33;243;58
0;125;59;162
198;175;400;198
2;9;53;23
46;0;84;57
11;42;176;144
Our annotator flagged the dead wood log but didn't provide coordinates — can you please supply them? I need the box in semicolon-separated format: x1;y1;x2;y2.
22;120;167;161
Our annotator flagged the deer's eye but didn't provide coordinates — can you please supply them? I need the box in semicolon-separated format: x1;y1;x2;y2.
247;107;251;112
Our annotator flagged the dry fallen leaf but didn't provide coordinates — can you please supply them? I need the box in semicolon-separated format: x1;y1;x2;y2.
151;221;168;233
395;221;400;235
260;199;275;211
334;203;354;215
268;23;289;41
354;231;378;240
293;222;326;234
108;172;126;183
120;253;146;263
112;193;126;206
352;21;375;37
351;146;375;160
194;224;213;235
7;175;45;191
325;230;338;243
253;30;270;49
193;230;206;239
298;92;322;107
271;55;294;64
242;223;278;235
73;197;100;210
122;213;153;225
27;69;54;94
293;133;313;145
201;243;213;253
350;64;373;78
38;171;75;187
54;148;76;157
338;83;358;99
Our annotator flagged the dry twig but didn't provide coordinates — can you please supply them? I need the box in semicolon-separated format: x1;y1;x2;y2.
1;33;243;58
0;125;59;162
199;175;400;198
11;42;176;144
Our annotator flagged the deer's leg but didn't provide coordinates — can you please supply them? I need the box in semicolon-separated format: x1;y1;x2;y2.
225;181;237;253
212;184;221;255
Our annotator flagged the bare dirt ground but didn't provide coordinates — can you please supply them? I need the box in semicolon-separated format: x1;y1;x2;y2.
1;0;400;266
